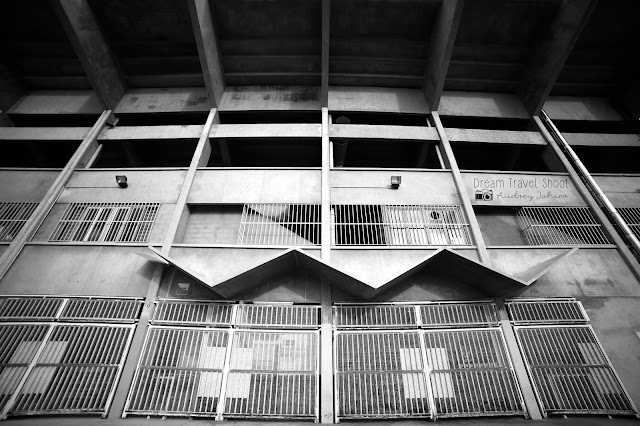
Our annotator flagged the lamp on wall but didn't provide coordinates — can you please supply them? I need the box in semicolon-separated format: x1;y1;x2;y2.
116;175;128;188
391;176;401;189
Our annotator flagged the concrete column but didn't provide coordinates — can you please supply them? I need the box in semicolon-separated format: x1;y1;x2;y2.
431;111;490;265
0;110;111;280
320;106;334;423
108;109;218;418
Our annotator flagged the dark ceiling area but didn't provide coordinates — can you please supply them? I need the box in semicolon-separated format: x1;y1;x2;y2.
0;0;638;114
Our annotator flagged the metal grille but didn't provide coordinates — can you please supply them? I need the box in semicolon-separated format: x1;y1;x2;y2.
126;327;228;416
333;204;472;246
225;331;318;419
236;305;318;329
420;303;498;328
517;207;609;245
49;202;160;243
507;300;587;324
0;202;38;242
423;329;524;417
0;324;50;413
152;301;234;326
59;299;142;323
10;324;133;417
237;203;320;245
335;332;430;418
0;298;64;321
617;207;640;239
516;326;635;416
334;305;418;329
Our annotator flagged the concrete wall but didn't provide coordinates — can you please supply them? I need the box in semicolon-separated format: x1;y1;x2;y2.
593;175;640;207
189;169;321;203
330;170;457;204
182;205;242;244
0;245;155;296
0;169;60;201
60;170;187;203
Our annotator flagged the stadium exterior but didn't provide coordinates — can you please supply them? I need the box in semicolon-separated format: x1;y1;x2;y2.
0;0;639;424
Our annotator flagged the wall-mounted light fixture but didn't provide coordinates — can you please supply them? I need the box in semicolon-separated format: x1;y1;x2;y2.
391;175;401;189
116;175;128;188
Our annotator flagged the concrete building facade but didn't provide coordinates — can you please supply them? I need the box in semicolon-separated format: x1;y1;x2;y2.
0;0;639;424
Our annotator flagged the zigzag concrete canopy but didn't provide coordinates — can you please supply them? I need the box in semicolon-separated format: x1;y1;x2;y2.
138;246;577;300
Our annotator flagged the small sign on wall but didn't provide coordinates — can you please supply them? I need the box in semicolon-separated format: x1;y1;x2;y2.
462;173;586;206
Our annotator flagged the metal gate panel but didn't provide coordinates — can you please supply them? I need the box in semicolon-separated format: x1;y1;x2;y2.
9;324;133;417
507;300;587;324
152;300;234;326
224;330;318;419
334;305;417;329
0;324;50;413
0;298;64;321
420;303;498;328
59;298;142;323
335;331;430;419
515;326;635;415
125;327;228;417
236;304;319;329
423;329;525;417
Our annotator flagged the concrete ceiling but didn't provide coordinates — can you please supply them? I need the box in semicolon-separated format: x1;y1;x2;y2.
0;0;637;108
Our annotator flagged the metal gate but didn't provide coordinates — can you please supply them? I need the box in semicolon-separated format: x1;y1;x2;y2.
509;299;637;417
125;301;320;421
333;302;525;421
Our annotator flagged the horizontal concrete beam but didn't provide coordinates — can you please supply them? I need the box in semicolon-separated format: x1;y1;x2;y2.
8;90;103;115
563;133;640;147
99;125;204;141
209;123;321;139
0;127;91;141
220;86;320;111
438;91;529;118
330;124;438;141
115;88;210;114
543;97;624;121
446;128;546;145
329;86;429;114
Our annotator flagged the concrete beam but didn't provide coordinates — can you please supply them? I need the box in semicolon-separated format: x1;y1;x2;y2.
330;124;438;141
53;0;127;111
188;0;225;108
520;0;598;116
439;91;529;118
115;88;211;114
209;123;321;139
99;125;203;141
423;0;463;111
0;127;91;141
446;128;547;145
544;96;624;121
220;86;320;111
0;64;24;112
8;90;103;115
321;0;330;107
563;133;640;147
329;87;429;114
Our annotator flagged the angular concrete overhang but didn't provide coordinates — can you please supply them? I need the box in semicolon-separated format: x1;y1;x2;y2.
138;246;578;300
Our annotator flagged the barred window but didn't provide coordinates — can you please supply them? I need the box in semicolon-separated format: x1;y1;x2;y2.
516;207;610;245
509;299;635;417
332;204;472;246
617;207;640;240
49;202;159;243
237;203;320;245
0;202;38;242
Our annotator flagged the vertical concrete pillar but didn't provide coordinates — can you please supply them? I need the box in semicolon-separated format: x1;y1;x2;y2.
108;109;218;418
320;106;334;423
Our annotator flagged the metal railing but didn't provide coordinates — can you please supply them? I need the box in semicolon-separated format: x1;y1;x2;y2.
236;304;319;329
49;202;159;243
515;325;635;416
516;207;610;245
0;297;143;323
507;299;588;324
420;302;498;328
617;208;640;240
334;305;418;329
332;204;472;246
0;202;38;242
152;300;234;326
237;203;321;246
